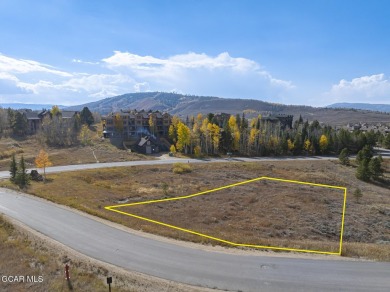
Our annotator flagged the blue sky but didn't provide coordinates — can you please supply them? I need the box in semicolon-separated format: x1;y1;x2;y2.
0;0;389;106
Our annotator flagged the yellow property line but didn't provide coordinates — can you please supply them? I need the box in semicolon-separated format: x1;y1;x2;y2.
105;176;347;255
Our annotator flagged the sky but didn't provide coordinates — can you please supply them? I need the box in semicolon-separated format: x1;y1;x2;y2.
0;0;390;107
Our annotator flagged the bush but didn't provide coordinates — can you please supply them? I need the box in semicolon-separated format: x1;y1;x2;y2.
172;162;192;174
353;188;363;203
0;149;24;159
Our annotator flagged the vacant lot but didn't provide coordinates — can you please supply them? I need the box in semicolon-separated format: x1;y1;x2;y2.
2;159;389;260
113;178;345;253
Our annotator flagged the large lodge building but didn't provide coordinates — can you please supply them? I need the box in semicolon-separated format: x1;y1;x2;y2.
103;109;171;139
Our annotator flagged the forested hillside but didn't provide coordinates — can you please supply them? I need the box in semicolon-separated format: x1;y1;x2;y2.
65;92;390;126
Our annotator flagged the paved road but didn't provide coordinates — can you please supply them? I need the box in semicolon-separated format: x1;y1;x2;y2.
2;148;389;180
0;155;339;180
1;189;389;291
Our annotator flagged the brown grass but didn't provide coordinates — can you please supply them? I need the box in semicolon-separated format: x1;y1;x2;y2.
0;215;130;292
0;127;153;171
2;159;389;261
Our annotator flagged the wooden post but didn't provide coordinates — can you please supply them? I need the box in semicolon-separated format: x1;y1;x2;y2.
65;264;70;280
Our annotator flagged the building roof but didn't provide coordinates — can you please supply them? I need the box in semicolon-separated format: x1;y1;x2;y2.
24;111;41;120
138;137;149;147
61;111;78;119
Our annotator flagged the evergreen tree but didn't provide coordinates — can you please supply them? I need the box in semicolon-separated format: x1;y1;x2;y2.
207;113;214;123
369;157;383;180
220;123;233;152
356;145;373;164
9;154;17;182
384;133;390;149
11;111;28;136
80;107;94;126
15;156;30;188
339;148;350;166
73;113;81;132
356;158;371;181
298;114;303;124
365;130;377;147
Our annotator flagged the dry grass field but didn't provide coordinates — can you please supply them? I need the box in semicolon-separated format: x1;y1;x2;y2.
115;178;345;253
0;215;127;292
2;159;389;261
0;129;152;172
0;215;214;292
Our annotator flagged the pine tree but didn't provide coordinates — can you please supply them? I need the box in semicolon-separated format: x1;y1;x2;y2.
356;145;373;164
80;107;94;126
384;133;390;149
356;159;371;181
369;157;383;180
15;156;30;188
9;154;17;182
11;111;28;136
339;148;350;166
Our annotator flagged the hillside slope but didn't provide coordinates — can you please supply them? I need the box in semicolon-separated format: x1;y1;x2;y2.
65;92;390;126
328;102;390;113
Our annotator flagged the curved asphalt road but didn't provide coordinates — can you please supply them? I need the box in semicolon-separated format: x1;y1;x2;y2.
0;155;339;180
1;151;390;291
1;189;389;291
1;147;389;180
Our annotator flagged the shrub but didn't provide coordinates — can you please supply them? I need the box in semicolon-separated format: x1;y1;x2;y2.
172;162;192;174
0;149;24;159
353;188;363;203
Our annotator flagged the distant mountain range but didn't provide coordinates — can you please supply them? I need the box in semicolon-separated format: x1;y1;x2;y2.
327;102;390;113
64;92;390;126
0;103;65;110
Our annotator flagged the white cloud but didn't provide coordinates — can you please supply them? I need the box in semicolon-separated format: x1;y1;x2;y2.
134;82;150;92
0;51;294;105
0;53;72;77
71;59;100;65
327;74;390;103
0;72;29;94
102;51;294;99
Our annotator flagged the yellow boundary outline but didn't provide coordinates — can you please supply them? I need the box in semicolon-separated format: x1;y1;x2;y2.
105;176;347;255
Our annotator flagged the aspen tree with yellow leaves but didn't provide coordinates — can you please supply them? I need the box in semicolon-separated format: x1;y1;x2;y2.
176;122;191;153
35;149;52;181
319;135;329;154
